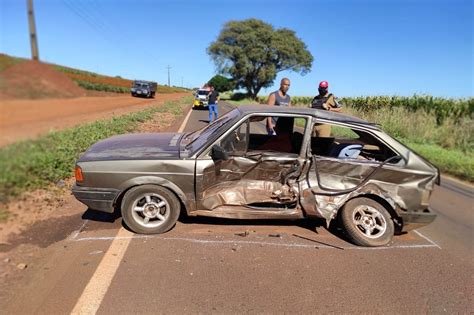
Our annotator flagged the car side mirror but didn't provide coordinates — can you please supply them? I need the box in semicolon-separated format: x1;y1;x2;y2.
211;145;229;161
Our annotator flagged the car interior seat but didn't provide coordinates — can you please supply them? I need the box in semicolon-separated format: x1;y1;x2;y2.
329;144;363;159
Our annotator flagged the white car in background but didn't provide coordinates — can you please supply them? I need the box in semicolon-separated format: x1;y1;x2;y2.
193;88;210;109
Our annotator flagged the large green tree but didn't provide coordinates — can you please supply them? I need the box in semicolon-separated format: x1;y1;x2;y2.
208;75;234;92
207;19;313;99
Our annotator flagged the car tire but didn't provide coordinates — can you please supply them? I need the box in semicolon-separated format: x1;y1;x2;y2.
121;185;180;234
340;197;394;247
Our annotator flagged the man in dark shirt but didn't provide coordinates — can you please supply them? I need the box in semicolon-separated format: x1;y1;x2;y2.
266;78;291;135
311;81;341;137
208;86;219;123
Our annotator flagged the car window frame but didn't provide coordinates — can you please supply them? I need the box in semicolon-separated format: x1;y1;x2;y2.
310;117;406;167
197;113;313;159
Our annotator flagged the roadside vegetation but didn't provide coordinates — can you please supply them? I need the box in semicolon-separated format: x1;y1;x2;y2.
236;95;473;181
0;97;192;204
54;64;188;94
74;80;129;93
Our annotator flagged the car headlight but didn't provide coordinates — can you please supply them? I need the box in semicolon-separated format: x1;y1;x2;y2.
144;90;148;93
131;88;136;91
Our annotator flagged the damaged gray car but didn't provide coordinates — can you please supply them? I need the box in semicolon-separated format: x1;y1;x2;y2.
72;105;439;247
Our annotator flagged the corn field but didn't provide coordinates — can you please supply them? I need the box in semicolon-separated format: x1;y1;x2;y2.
257;95;473;123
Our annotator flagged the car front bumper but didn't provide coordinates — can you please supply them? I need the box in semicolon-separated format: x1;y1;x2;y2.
193;99;208;106
399;208;437;231
72;185;120;213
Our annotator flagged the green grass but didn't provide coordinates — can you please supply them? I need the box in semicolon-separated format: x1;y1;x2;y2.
0;97;191;203
400;141;474;182
74;79;129;93
226;97;261;106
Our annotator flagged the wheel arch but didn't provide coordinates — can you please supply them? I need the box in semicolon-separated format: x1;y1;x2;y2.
113;176;190;215
340;193;403;234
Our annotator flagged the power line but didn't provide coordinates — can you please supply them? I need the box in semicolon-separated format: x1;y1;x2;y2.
61;1;168;83
61;0;109;43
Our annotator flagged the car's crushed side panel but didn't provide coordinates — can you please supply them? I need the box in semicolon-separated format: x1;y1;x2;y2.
201;180;296;209
300;157;438;230
196;155;301;211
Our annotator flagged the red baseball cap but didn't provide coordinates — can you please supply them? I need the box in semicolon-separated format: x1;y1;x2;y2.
319;81;329;88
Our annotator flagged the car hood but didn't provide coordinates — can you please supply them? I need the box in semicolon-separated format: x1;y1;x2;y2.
78;133;183;162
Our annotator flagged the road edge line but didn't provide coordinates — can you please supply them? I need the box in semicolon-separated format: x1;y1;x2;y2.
71;228;132;314
178;107;193;133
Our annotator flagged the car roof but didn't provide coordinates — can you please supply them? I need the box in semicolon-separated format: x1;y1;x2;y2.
236;105;378;129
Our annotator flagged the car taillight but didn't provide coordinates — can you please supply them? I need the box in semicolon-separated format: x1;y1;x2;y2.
75;166;84;182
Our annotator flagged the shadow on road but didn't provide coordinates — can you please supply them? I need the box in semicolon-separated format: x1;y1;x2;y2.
81;208;121;223
178;215;327;234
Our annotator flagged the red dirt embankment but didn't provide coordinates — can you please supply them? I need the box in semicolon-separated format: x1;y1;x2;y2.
0;93;189;147
0;60;87;100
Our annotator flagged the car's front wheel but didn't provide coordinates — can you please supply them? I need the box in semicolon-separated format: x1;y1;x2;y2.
121;185;180;234
340;197;394;247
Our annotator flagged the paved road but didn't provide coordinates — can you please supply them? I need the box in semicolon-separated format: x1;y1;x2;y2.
2;102;473;313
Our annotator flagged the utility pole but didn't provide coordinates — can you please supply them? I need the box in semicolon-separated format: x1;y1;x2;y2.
27;0;40;61
166;65;171;86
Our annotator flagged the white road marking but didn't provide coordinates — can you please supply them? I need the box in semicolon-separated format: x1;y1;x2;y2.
73;234;439;250
71;228;132;315
178;107;193;133
414;230;442;249
68;220;89;240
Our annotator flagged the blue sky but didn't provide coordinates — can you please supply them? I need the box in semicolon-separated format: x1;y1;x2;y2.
1;0;472;97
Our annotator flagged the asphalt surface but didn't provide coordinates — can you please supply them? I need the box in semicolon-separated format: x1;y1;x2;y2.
2;101;473;313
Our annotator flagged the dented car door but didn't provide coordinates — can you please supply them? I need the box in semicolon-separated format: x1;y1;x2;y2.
195;115;307;213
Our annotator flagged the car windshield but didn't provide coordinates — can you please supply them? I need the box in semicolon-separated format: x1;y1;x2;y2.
183;108;240;154
135;83;148;88
197;90;209;95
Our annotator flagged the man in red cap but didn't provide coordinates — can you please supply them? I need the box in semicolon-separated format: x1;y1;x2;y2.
310;81;340;112
310;81;341;137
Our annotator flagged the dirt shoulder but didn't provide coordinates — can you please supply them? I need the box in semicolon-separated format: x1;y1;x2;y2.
0;93;189;147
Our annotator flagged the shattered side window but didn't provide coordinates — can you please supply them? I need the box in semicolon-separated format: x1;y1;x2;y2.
311;123;397;162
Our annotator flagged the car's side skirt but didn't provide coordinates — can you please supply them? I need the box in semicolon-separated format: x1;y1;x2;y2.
190;206;304;220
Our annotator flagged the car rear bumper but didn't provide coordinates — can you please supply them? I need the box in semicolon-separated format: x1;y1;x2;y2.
399;208;437;231
72;185;120;213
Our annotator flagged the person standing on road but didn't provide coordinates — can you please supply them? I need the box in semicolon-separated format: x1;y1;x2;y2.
311;81;341;137
266;78;291;135
208;85;219;123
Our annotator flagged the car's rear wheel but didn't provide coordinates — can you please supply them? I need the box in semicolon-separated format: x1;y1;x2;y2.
121;185;180;234
340;197;394;247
